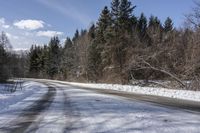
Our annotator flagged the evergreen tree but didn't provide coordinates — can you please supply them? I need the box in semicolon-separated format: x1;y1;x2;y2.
111;0;120;23
164;17;173;32
0;32;11;82
88;24;96;39
104;0;136;83
47;37;61;79
148;15;162;28
147;16;163;47
61;37;75;79
119;0;136;30
138;13;147;40
28;45;41;77
111;0;136;30
130;15;138;29
64;37;73;49
40;45;49;77
72;29;79;42
87;7;112;81
97;6;112;34
0;44;8;82
0;31;12;51
87;24;98;81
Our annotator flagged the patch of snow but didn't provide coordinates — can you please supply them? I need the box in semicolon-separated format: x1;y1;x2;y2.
0;82;48;131
53;83;200;133
39;79;200;102
0;81;47;111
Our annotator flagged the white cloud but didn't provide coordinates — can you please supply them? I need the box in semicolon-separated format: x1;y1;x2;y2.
2;25;10;29
6;33;19;40
0;18;6;25
37;0;91;26
0;17;65;49
0;18;10;29
37;30;63;37
13;19;45;30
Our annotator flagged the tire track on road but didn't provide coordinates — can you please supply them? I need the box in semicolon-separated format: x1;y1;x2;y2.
0;84;56;133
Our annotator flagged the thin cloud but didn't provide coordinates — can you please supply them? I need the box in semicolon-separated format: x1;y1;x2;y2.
37;30;63;38
14;19;45;30
37;0;91;26
6;33;19;40
0;17;64;49
0;18;10;29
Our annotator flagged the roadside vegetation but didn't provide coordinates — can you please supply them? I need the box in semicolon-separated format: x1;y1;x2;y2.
1;0;200;90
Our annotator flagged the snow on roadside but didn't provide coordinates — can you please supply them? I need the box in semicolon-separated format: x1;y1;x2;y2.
48;80;200;102
0;81;46;111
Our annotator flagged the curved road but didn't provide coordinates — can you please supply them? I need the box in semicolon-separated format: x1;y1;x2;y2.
1;80;200;133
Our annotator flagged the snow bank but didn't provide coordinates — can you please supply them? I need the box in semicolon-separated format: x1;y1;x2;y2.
53;81;200;102
0;81;46;110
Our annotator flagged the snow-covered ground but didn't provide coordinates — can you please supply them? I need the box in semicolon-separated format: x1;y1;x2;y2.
1;81;200;133
0;81;48;132
44;83;200;133
49;80;200;102
0;81;47;111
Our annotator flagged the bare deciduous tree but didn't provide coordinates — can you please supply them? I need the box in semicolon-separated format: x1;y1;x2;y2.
185;1;200;29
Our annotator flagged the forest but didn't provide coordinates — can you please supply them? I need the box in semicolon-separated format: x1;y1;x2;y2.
1;0;200;90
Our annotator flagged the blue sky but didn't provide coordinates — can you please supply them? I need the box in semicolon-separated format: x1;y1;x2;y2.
0;0;195;50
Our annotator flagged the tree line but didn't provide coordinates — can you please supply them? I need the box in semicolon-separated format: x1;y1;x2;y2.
0;32;26;83
1;0;200;89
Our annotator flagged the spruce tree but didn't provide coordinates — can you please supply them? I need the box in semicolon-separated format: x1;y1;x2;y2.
164;17;173;32
119;0;136;30
61;37;75;79
97;6;112;35
87;24;98;81
0;31;12;51
138;13;147;40
40;45;49;77
105;0;136;83
0;32;10;82
0;44;8;82
111;0;120;23
148;15;162;29
72;29;79;42
87;7;112;81
28;45;41;77
47;36;61;79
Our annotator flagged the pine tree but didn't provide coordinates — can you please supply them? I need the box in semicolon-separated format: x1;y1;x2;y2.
164;17;173;32
87;41;100;82
0;32;11;82
111;0;136;30
28;45;41;77
40;45;49;77
111;0;120;22
147;16;163;47
97;6;112;35
61;37;75;79
130;15;138;29
138;13;147;40
72;29;79;42
0;44;8;82
104;0;136;83
88;24;96;39
148;15;162;29
87;24;98;81
47;36;61;79
87;7;112;81
0;31;12;51
119;0;136;30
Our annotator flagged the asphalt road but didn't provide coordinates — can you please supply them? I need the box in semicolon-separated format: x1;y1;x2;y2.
64;83;200;114
1;80;200;133
41;79;200;114
0;84;57;133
